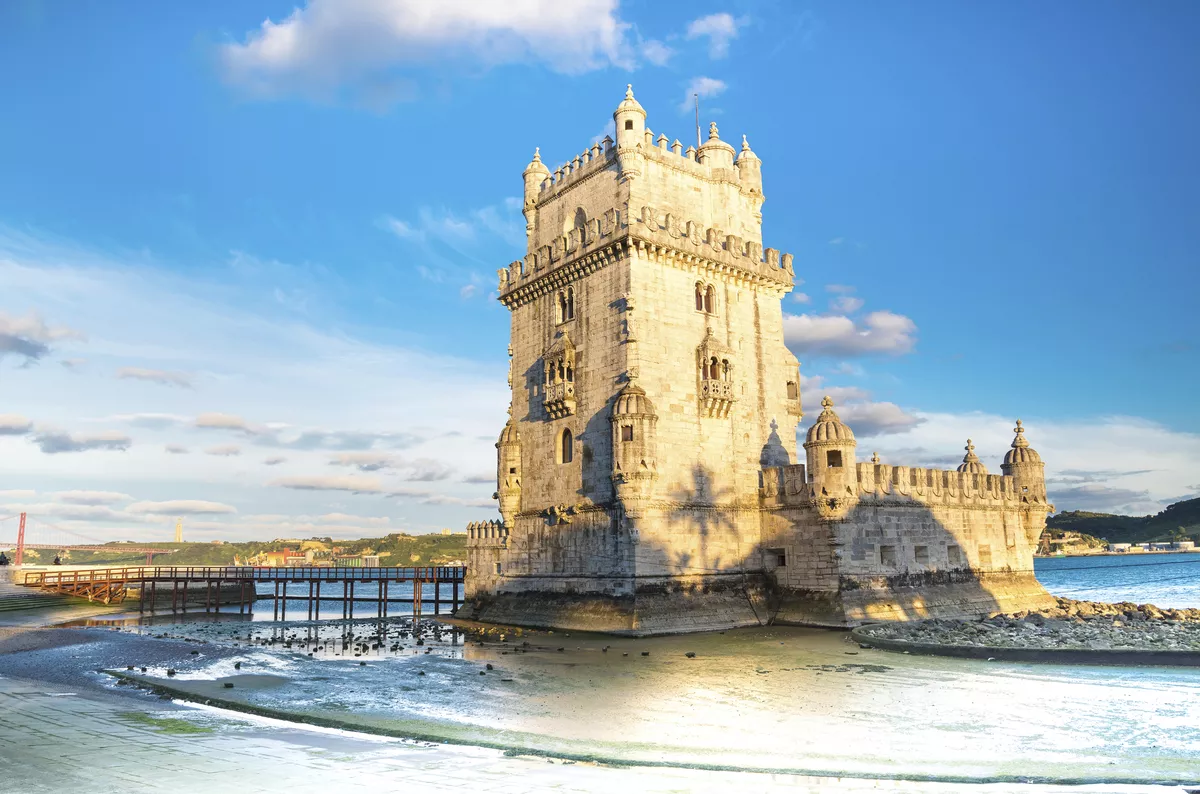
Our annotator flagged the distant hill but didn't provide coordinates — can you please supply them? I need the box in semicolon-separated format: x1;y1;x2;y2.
34;532;468;568
1047;497;1200;545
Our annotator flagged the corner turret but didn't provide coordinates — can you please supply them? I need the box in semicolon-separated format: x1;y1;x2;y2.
613;84;647;181
697;122;736;169
611;379;658;500
522;148;550;237
494;412;522;528
1001;419;1047;502
804;396;859;520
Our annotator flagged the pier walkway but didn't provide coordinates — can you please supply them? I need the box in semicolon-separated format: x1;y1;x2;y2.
16;565;465;618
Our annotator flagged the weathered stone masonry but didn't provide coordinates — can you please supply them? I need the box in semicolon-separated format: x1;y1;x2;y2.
465;86;1054;635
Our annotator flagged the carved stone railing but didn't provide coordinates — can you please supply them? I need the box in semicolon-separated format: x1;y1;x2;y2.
699;378;735;419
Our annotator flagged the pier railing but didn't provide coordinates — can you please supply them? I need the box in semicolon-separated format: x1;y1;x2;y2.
19;565;466;618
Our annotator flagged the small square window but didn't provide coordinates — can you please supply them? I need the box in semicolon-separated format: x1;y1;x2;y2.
621;425;634;442
494;562;502;575
827;450;843;468
914;545;929;564
947;545;963;566
977;545;992;568
624;120;633;131
880;545;896;566
767;548;786;567
508;467;517;474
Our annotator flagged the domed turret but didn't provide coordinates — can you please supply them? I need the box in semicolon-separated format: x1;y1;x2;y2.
1001;419;1048;505
697;122;736;169
803;397;859;519
735;134;763;197
522;148;551;237
613;84;647;151
956;439;989;474
611;380;658;501
494;413;522;528
805;396;856;445
1002;419;1042;466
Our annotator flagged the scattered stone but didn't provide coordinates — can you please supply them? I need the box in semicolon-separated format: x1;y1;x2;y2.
685;652;696;658
486;663;494;670
223;682;234;688
641;651;650;657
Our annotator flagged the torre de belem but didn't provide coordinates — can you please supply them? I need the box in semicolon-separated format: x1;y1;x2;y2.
464;87;1055;634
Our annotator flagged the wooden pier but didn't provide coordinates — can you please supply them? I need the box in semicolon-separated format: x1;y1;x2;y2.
18;565;465;619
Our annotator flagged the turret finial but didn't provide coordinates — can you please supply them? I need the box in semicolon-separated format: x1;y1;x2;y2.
820;395;834;410
742;134;750;151
1011;419;1029;448
708;121;719;140
532;147;541;162
625;84;634;100
871;451;880;465
965;438;975;454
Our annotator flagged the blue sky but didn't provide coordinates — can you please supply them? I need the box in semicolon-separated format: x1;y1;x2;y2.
1;0;1197;542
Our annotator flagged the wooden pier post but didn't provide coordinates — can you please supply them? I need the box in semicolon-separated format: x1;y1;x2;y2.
434;568;441;615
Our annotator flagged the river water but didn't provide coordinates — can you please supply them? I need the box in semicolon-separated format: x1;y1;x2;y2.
76;552;1200;786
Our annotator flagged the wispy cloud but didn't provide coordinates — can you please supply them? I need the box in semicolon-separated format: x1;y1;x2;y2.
685;12;745;59
785;311;918;357
641;39;673;66
31;429;132;454
205;444;242;457
117;366;193;389
0;414;33;435
830;296;864;314
0;311;84;363
680;76;727;113
127;500;238;516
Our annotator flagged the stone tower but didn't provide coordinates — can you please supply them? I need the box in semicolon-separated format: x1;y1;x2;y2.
467;86;802;632
466;86;1054;634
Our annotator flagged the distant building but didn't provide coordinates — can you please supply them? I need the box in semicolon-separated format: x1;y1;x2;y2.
1174;541;1196;551
1108;543;1132;553
334;555;380;568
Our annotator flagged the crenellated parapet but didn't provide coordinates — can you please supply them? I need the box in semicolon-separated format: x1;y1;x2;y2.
466;520;508;548
761;463;1034;509
496;202;795;307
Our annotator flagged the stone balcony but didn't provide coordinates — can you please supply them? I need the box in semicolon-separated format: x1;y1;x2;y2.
545;381;576;419
699;378;735;419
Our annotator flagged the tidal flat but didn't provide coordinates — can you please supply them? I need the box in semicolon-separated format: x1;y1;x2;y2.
30;612;1196;787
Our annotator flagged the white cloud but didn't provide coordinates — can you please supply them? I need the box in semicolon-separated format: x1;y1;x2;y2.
263;456;287;466
685;12;745;59
0;228;506;540
127;500;238;516
53;490;132;506
221;0;635;106
116;366;193;389
271;475;384;494
205;444;242;457
791;292;811;304
0;310;84;362
31;428;132;454
830;296;864;314
837;401;925;437
641;39;673;66
0;414;33;435
460;283;478;299
681;76;727;113
784;311;918;357
826;284;855;294
330;452;397;472
318;512;390;526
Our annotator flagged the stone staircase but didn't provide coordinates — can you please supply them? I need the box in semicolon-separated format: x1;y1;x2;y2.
0;569;75;613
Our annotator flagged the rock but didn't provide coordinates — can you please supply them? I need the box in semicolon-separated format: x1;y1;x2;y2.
166;669;176;677
234;662;241;670
685;652;696;658
223;682;234;688
641;651;650;657
486;663;494;670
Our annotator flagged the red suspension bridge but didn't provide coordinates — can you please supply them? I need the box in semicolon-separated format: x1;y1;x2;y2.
0;512;177;565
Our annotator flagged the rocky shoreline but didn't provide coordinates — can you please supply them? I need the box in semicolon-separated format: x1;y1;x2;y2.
857;598;1200;652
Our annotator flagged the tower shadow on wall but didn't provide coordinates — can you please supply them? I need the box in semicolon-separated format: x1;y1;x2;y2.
662;464;740;579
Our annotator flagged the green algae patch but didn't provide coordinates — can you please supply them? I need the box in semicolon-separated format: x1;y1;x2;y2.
116;711;213;735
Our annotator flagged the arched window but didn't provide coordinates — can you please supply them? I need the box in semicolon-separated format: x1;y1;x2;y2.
786;381;799;400
556;292;566;324
559;428;574;464
566;287;575;320
695;282;704;312
704;285;716;314
573;208;587;233
708;357;720;380
565;365;573;383
721;359;730;380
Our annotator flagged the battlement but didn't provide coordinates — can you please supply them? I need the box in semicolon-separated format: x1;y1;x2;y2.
536;138;617;200
497;202;794;307
760;462;1045;511
466;520;508;548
